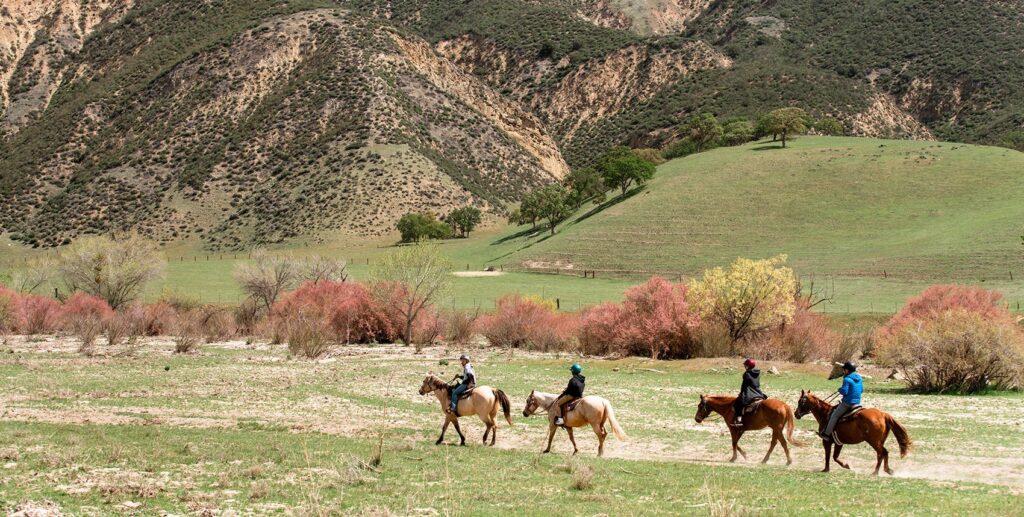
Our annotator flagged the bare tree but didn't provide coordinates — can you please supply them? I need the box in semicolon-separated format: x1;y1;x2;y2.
233;249;301;312
797;275;836;309
372;244;453;350
57;235;166;310
11;256;54;293
300;256;348;284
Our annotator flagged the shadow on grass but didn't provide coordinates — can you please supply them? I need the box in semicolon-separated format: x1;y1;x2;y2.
752;144;786;151
571;185;646;226
492;225;546;245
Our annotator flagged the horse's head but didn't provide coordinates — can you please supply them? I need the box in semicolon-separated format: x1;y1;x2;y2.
419;374;439;395
694;394;711;423
522;390;538;417
795;390;812;419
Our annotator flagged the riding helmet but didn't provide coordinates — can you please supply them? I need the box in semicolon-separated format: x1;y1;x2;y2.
570;363;582;374
743;358;756;369
460;354;470;361
843;360;857;372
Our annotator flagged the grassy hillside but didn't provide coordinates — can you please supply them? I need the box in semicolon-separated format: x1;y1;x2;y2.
463;136;1024;310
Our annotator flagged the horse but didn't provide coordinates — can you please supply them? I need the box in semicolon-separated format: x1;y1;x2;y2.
795;390;912;475
419;374;512;446
522;390;625;457
694;394;798;465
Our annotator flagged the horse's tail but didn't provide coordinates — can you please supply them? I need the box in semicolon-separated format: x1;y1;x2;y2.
603;400;626;441
494;389;513;426
886;413;912;458
785;403;802;447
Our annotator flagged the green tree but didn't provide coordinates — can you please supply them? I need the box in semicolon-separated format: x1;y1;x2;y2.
814;117;844;136
721;117;754;146
662;138;697;160
685;113;723;152
396;213;451;243
519;192;541;228
760;108;807;148
57;235;166;310
597;146;656;196
1001;130;1024;152
448;206;482;237
565;166;606;209
534;184;571;235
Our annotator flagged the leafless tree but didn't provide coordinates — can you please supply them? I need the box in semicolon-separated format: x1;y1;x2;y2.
11;256;54;293
57;235;166;309
300;256;348;284
233;249;301;312
372;244;453;350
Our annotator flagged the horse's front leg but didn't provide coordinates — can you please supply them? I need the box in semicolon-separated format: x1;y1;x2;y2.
436;416;451;445
543;423;557;454
821;440;832;472
566;427;578;456
729;429;743;462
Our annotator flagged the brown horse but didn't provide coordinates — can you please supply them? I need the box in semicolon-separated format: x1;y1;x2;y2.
522;390;626;457
795;390;912;475
694;395;798;465
419;375;512;446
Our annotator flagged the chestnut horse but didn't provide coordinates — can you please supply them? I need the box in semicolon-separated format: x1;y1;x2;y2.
694;395;798;465
522;390;626;457
795;390;911;475
419;375;512;446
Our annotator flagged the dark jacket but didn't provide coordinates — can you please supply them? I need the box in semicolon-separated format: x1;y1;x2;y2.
560;374;585;399
738;368;767;405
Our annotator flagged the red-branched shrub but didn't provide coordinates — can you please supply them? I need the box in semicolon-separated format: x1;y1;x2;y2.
15;294;61;335
618;277;700;359
0;287;16;334
271;281;399;345
141;303;178;336
444;308;479;345
577;277;700;358
742;299;838;363
412;307;446;346
577;302;624;356
875;285;1012;345
477;295;576;350
61;293;115;352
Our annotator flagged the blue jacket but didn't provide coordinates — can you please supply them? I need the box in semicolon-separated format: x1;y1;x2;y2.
838;372;863;405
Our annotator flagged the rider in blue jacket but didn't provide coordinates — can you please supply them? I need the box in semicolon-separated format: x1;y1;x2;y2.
820;361;863;440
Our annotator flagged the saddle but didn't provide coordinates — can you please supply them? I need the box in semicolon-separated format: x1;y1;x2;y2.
451;385;476;400
741;398;766;415
565;398;584;412
830;404;864;424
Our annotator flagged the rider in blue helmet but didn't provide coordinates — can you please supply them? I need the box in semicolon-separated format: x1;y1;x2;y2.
553;363;585;426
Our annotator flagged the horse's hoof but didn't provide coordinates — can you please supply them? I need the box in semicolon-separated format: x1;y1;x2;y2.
842;464;851;470
821;468;830;473
435;440;443;445
786;460;792;466
542;449;551;454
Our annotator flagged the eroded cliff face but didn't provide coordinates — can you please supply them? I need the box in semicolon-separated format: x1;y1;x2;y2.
0;0;134;136
573;0;714;34
390;33;569;179
435;35;731;143
848;93;934;140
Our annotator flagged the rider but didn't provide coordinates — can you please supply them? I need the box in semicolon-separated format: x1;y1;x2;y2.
552;363;585;426
820;361;863;440
449;354;476;414
731;358;767;427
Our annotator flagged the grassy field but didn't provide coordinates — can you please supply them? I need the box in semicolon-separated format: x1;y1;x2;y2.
1;338;1022;515
3;136;1024;313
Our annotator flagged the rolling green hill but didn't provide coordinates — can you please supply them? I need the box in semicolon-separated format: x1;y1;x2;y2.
457;136;1024;310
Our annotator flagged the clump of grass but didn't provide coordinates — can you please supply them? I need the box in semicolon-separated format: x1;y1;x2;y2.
249;480;270;500
569;459;594;491
700;478;751;517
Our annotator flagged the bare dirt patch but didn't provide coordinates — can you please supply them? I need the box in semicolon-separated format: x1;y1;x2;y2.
452;271;507;278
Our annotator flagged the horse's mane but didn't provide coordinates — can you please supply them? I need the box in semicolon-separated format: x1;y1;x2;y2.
425;375;451;393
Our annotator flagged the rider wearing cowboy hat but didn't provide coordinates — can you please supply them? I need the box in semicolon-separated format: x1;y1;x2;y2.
553;363;585;426
732;358;767;427
448;354;476;414
820;361;863;440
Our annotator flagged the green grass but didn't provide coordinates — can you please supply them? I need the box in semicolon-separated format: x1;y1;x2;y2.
457;136;1024;310
1;342;1021;515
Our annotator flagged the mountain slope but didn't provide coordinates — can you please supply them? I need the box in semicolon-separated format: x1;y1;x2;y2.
0;1;567;248
482;137;1024;282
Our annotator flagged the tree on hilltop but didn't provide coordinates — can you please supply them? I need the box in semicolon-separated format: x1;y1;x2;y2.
684;113;723;152
758;108;807;148
597;146;656;196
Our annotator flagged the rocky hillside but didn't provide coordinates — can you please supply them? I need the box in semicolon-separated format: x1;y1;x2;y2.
2;0;1022;249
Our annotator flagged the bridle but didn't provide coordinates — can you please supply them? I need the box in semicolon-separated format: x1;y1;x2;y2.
695;397;722;423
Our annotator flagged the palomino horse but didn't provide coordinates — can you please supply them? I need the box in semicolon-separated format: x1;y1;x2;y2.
522;390;625;457
419;375;512;446
694;395;798;465
796;390;911;475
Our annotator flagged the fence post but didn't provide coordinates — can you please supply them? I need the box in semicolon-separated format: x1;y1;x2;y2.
556;298;560;310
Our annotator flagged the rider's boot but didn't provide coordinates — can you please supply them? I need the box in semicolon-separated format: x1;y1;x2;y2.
554;416;565;426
